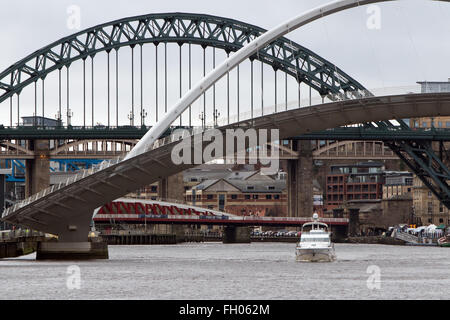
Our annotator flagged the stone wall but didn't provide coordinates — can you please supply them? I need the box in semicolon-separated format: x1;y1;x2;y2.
381;196;413;228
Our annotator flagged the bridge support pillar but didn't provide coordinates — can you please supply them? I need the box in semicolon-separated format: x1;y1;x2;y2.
222;226;251;244
348;208;360;237
25;140;50;198
172;225;187;243
158;172;185;201
288;140;313;217
36;213;109;260
36;242;108;260
0;174;5;216
331;225;348;242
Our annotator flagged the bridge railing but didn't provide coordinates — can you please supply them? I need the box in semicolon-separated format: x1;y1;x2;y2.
111;214;349;224
100;230;162;236
0;229;46;242
210;85;422;127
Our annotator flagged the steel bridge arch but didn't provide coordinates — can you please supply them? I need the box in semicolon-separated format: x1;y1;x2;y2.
50;139;137;157
0;12;367;105
0;141;34;157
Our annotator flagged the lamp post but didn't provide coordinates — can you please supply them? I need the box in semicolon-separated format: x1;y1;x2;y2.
66;109;73;127
199;112;205;129
55;111;62;127
213;109;220;127
128;111;134;127
141;109;148;128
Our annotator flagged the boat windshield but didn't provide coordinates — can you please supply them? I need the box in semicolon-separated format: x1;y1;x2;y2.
301;237;329;242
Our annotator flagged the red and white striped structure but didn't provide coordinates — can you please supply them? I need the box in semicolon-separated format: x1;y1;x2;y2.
93;198;349;227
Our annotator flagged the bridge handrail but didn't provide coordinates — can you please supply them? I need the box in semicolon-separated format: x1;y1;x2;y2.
100;230;162;236
96;214;348;224
0;229;46;241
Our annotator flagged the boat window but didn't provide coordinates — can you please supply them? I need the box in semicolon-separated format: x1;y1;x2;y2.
301;238;329;242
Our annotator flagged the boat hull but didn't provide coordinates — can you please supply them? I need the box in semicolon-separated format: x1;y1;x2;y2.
296;248;336;263
438;237;450;247
438;236;450;248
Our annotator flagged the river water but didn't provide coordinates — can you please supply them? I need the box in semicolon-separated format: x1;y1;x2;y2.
0;243;449;300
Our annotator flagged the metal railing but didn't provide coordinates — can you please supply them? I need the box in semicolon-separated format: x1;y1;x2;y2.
100;230;161;236
97;214;348;224
394;231;420;244
0;230;46;242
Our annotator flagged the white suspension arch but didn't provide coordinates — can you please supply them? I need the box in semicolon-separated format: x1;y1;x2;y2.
125;0;420;161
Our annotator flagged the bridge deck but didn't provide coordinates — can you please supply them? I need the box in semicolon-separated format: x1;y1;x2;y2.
94;215;349;227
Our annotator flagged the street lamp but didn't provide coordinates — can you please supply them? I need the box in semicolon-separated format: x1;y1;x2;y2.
141;109;148;127
66;109;73;127
199;112;205;129
55;111;62;127
128;111;134;127
213;109;221;127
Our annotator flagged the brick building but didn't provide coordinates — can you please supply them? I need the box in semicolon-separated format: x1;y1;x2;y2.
325;162;385;210
413;176;450;226
185;171;287;217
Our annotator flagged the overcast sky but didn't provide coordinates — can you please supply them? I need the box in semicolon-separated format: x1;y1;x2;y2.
1;0;450;126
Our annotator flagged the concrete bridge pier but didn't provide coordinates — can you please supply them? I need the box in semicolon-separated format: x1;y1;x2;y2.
36;216;109;260
158;172;185;201
25;140;50;198
222;226;251;244
331;225;348;241
348;208;361;237
36;242;108;260
288;140;313;217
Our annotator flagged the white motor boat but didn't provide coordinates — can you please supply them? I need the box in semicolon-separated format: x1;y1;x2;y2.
296;213;336;262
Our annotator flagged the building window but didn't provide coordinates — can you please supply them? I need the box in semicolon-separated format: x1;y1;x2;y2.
428;202;433;214
423;122;428;128
266;195;272;200
274;195;280;200
252;195;259;200
440;219;444;224
231;194;238;200
207;195;214;200
267;186;275;190
247;186;255;191
150;186;158;193
245;195;251;200
428;192;433;198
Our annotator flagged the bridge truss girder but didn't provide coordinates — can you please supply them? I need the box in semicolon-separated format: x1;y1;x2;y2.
0;13;367;105
367;119;450;209
387;140;450;209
